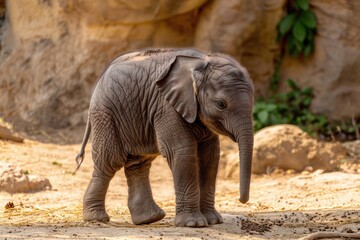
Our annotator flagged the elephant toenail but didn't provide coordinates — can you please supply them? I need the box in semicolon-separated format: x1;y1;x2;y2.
209;218;217;225
197;220;206;227
186;220;196;227
100;216;110;222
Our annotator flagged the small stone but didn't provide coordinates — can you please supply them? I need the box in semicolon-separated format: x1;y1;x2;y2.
0;163;51;193
312;169;325;175
5;201;15;209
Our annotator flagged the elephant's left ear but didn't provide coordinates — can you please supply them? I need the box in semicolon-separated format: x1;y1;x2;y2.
155;55;208;123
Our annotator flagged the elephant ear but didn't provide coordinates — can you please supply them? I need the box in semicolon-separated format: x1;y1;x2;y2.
156;55;208;123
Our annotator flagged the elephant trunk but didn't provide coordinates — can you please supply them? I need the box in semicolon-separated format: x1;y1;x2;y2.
235;116;254;204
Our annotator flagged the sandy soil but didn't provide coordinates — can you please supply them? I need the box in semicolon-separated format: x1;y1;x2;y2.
0;136;359;239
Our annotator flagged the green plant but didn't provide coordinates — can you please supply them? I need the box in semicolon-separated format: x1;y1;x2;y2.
324;117;360;141
277;0;317;57
255;0;322;134
269;59;282;94
261;0;360;140
254;79;327;134
254;79;360;140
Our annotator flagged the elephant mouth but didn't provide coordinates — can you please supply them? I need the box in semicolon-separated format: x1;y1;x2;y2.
224;131;236;142
206;119;236;142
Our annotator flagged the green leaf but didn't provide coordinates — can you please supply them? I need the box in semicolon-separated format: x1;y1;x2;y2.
287;79;299;90
254;102;266;111
277;93;287;102
287;91;295;100
303;97;312;107
292;20;307;42
287;36;302;56
318;116;328;126
278;103;288;111
278;13;296;35
266;104;277;111
296;0;309;11
303;44;312;57
348;127;355;133
307;30;314;41
287;36;296;53
254;122;262;132
301;11;317;29
301;87;313;95
270;114;283;125
305;112;315;121
257;111;269;123
294;38;304;52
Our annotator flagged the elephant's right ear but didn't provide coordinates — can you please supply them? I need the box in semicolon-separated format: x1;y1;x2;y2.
155;55;208;123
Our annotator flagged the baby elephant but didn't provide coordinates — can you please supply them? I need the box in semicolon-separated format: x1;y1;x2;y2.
75;48;254;227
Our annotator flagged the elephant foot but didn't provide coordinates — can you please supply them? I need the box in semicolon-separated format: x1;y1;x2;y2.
201;209;223;225
129;201;165;225
174;211;208;227
83;207;110;223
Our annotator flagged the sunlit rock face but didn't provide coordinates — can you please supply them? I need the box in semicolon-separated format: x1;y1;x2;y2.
0;0;358;129
0;0;206;128
194;0;287;97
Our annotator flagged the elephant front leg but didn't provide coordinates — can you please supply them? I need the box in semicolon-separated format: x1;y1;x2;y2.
125;158;165;225
198;135;223;225
170;147;208;227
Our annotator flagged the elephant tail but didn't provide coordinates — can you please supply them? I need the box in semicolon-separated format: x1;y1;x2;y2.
73;116;91;175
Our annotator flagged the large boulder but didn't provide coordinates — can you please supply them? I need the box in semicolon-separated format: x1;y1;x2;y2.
219;125;347;179
252;125;347;174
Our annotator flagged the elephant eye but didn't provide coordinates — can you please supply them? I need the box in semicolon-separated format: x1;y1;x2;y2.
215;99;227;110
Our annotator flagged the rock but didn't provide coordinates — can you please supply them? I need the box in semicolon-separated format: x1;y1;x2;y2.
252;125;347;174
218;136;239;179
0;0;359;129
69;110;88;127
280;0;360;120
222;152;239;180
0;125;24;143
0;163;51;193
219;124;347;179
74;0;208;24
195;0;287;97
0;0;207;128
342;140;360;159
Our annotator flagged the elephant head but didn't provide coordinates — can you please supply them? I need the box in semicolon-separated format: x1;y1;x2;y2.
156;52;254;203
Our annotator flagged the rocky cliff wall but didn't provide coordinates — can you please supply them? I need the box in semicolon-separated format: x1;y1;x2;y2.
0;0;206;128
0;0;358;130
280;0;360;120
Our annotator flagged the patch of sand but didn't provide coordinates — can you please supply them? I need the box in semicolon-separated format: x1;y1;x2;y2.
0;139;359;239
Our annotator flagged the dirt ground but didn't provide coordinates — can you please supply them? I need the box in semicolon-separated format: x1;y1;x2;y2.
0;132;359;240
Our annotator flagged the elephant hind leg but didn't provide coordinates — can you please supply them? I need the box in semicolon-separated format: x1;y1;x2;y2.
83;112;124;223
83;171;114;222
125;157;165;225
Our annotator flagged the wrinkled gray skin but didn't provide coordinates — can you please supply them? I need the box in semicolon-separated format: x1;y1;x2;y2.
75;48;254;227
